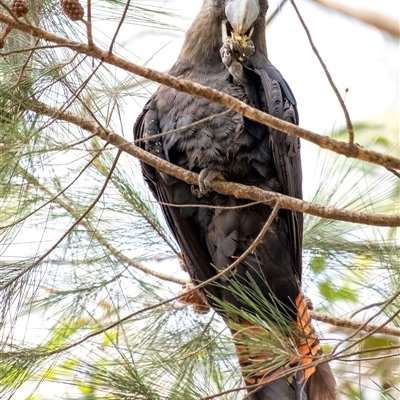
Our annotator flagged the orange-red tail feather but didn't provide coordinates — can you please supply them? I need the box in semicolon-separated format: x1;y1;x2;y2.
228;292;336;399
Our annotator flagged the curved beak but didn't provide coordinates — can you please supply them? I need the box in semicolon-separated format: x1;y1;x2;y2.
225;0;260;35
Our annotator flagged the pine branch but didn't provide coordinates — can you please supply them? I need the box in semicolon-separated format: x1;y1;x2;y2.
26;99;400;227
332;286;400;355
311;311;400;338
6;107;399;338
291;0;355;145
0;12;399;171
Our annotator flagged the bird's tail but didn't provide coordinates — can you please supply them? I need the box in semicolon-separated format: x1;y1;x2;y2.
230;292;336;400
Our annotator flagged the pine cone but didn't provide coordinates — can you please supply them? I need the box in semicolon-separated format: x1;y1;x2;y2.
60;0;84;21
178;282;210;314
9;0;29;18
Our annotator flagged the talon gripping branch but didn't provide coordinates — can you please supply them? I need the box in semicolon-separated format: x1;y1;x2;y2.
134;1;336;399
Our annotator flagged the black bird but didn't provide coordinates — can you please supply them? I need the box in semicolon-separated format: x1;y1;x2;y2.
134;1;336;398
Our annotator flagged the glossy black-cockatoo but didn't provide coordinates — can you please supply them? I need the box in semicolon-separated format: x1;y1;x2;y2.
134;0;336;398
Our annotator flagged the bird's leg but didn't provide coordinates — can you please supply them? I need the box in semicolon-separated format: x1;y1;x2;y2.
191;168;225;197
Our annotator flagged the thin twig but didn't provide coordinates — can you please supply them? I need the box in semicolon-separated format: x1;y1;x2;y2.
133;110;232;145
335;344;400;359
0;43;65;56
108;0;131;54
85;0;93;49
14;38;39;86
337;352;400;363
0;145;103;230
156;200;264;210
291;0;355;145
0;150;122;291
39;265;129;295
266;0;289;25
311;310;400;337
349;299;390;318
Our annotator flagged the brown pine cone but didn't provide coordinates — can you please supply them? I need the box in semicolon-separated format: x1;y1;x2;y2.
9;0;29;18
178;282;210;314
60;0;84;21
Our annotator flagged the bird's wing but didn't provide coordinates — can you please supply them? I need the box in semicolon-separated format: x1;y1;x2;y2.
249;64;303;280
134;99;222;301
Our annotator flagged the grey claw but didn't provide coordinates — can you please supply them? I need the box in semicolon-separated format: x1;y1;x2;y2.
220;38;249;82
304;296;314;310
198;168;225;195
243;39;255;58
228;60;244;83
220;43;232;67
191;185;203;198
231;40;243;57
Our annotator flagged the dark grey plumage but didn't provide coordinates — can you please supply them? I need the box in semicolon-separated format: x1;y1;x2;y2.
134;1;335;399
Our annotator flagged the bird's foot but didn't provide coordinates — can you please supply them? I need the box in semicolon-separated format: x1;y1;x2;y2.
199;168;225;195
229;60;245;83
190;185;202;198
220;40;243;82
304;296;314;310
191;168;225;197
220;36;255;82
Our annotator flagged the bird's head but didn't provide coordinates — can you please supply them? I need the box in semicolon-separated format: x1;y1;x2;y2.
178;0;269;70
